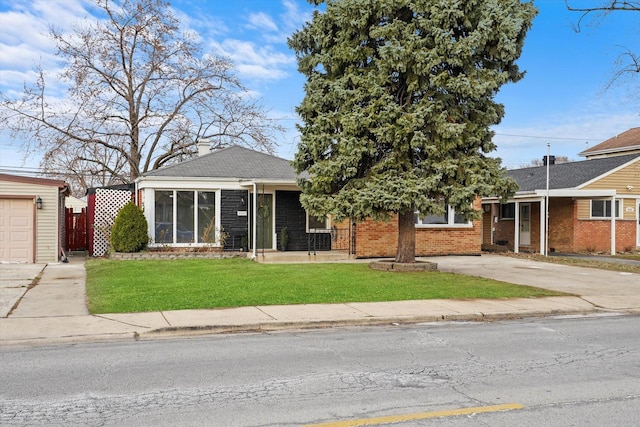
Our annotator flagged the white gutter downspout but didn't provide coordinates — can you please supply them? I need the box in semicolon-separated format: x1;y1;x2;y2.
252;182;258;260
611;195;616;255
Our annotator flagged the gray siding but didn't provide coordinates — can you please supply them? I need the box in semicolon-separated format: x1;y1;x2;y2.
220;190;249;250
275;190;330;251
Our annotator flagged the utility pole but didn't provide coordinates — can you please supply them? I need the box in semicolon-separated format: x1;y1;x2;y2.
545;143;550;257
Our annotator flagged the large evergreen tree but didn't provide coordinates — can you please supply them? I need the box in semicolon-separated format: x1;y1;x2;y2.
289;0;534;262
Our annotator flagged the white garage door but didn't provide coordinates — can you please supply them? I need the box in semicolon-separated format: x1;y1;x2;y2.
0;198;34;262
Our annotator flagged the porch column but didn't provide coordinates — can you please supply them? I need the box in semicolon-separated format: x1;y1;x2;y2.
611;195;616;255
514;201;520;254
539;197;546;255
252;182;258;259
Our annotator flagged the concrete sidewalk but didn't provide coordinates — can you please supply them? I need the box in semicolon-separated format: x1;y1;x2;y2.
0;254;638;346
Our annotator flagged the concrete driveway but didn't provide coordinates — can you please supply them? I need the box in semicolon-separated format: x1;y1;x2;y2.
428;255;640;311
0;263;46;317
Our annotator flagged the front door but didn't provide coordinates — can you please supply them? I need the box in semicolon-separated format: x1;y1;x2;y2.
519;203;531;246
256;194;273;249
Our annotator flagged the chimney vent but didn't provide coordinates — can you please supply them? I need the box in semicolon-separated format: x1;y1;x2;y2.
197;138;210;156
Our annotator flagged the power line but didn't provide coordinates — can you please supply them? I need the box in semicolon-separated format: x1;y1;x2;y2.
494;133;591;141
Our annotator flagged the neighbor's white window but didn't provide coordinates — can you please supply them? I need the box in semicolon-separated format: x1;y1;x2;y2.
590;199;620;219
415;202;470;227
307;213;330;233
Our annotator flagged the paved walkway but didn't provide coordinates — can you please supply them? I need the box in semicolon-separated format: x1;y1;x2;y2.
0;254;638;346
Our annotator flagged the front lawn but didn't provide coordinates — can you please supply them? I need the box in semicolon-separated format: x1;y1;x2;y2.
85;258;566;314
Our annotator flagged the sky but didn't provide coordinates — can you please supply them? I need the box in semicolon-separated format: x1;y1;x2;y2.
0;0;638;175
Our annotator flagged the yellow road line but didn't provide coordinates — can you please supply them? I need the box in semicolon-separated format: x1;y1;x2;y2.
303;403;525;427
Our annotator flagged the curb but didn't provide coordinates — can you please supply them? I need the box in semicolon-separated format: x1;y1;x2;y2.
143;308;605;338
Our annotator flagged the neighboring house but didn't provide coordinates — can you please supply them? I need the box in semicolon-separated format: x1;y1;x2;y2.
0;173;70;263
579;127;640;159
135;144;484;258
65;195;87;213
482;135;640;255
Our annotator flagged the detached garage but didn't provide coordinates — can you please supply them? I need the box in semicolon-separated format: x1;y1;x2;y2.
0;174;70;263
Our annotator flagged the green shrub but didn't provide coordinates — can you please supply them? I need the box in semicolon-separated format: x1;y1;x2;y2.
110;202;148;253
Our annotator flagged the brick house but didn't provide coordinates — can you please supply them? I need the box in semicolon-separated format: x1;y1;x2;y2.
134;144;484;258
337;197;483;258
482;128;640;255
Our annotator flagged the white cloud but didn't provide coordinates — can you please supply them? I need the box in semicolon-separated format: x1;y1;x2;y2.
247;12;278;32
281;0;313;33
0;0;93;97
209;39;294;81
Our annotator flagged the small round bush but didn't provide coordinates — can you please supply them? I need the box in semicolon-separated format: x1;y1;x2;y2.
110;202;148;253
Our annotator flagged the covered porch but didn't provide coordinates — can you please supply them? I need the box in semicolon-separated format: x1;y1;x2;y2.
482;190;619;256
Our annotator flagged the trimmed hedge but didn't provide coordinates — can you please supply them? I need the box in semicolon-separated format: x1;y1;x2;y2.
110;202;148;253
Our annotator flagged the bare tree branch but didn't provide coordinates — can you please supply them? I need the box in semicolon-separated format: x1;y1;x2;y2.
565;1;639;104
0;0;281;195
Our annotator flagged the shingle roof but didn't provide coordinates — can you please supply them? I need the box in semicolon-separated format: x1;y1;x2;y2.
507;154;639;192
141;146;303;180
579;127;640;157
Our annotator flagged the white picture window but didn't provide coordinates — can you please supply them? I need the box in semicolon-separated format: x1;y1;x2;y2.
153;190;218;244
590;199;620;219
415;203;470;227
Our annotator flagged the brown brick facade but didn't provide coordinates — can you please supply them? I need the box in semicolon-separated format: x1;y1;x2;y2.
573;219;636;252
548;198;574;253
351;199;483;258
490;198;638;253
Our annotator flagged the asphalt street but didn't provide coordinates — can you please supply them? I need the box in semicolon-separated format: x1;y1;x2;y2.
1;315;639;426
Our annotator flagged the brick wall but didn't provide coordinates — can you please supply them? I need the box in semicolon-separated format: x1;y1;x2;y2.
548;198;574;253
354;200;483;257
573;219;636;252
355;217;398;258
493;220;515;250
492;198;637;253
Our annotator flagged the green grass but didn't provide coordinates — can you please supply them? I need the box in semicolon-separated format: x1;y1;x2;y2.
85;258;566;314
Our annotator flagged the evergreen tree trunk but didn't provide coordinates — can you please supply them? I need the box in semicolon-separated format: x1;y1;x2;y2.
396;211;416;263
